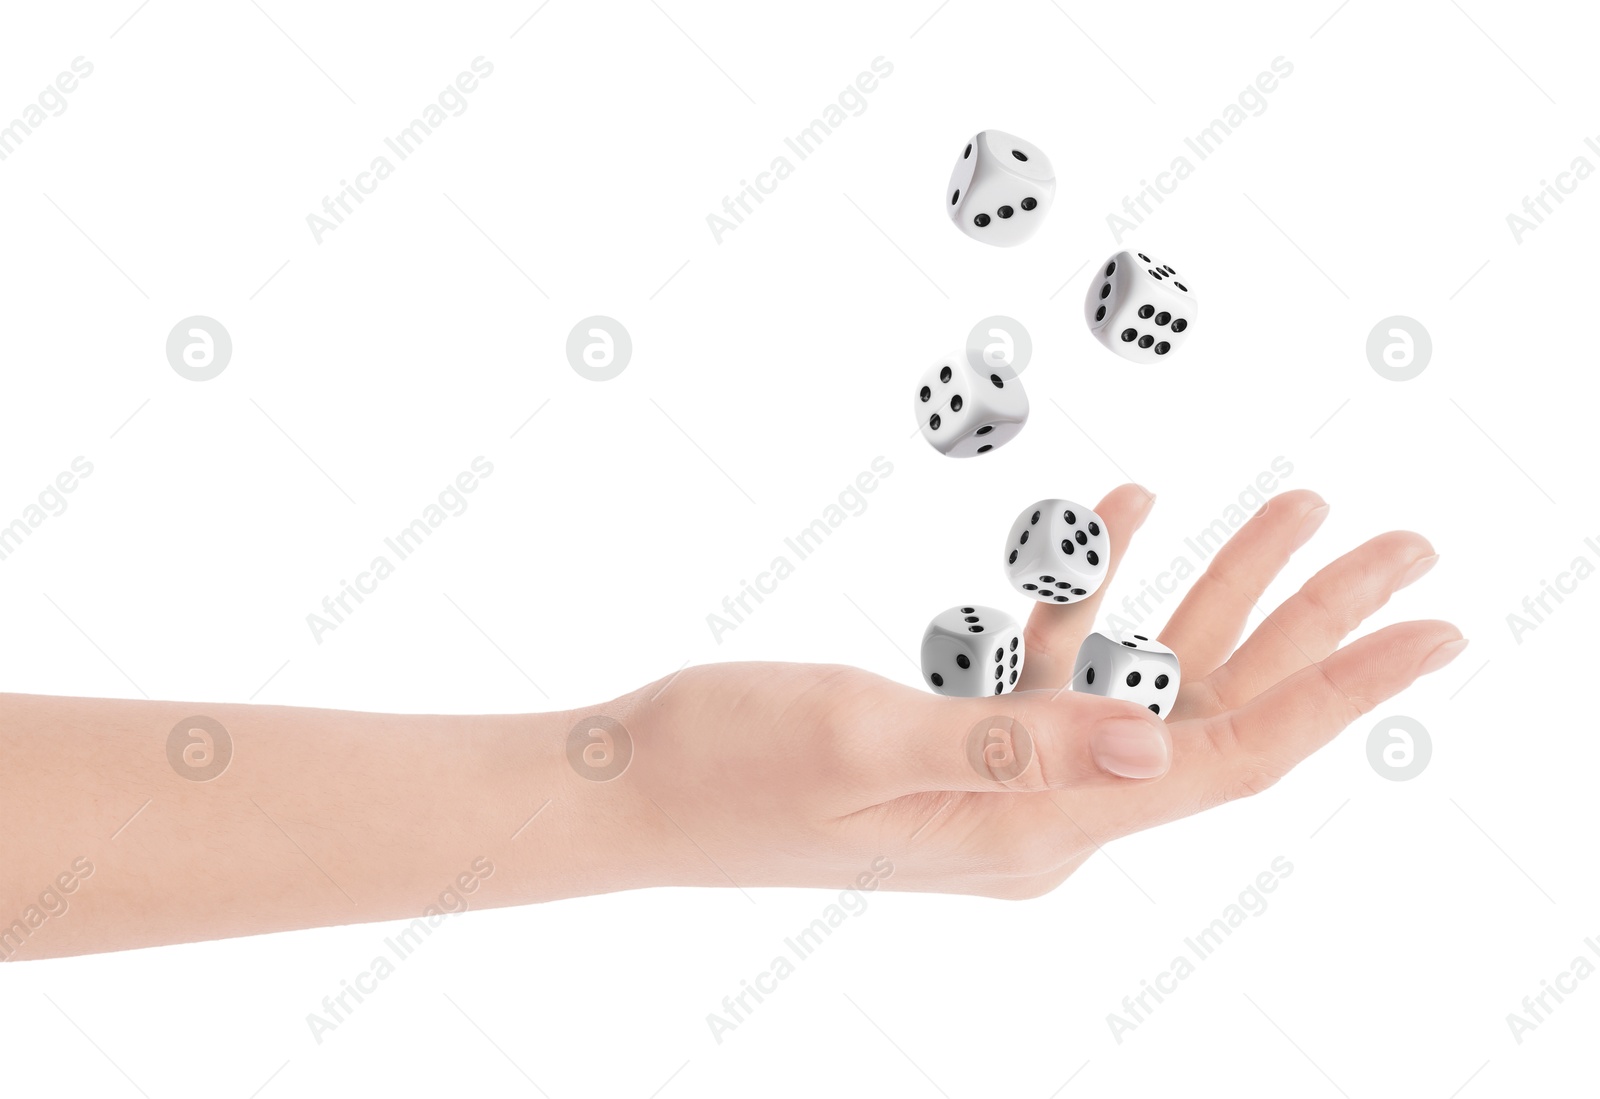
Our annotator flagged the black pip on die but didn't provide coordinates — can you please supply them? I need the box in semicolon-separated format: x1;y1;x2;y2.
1004;499;1109;604
1085;250;1198;362
921;605;1025;697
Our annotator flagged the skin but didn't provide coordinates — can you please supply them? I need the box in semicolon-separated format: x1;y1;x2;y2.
0;486;1463;960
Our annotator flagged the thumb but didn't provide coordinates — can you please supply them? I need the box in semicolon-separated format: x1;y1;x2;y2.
899;691;1173;795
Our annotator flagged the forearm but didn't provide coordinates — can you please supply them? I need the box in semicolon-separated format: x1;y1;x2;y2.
0;690;643;960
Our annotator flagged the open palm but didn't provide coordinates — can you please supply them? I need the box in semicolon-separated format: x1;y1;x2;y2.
620;485;1462;900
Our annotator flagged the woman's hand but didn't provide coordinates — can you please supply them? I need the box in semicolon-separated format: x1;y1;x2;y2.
608;486;1463;899
0;485;1462;959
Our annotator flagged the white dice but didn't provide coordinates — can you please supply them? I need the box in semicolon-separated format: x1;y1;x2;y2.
1072;630;1181;717
945;130;1055;247
1004;499;1109;604
921;605;1025;697
913;351;1029;457
1085;250;1198;362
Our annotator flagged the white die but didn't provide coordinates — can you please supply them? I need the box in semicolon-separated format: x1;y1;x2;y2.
945;130;1055;247
913;351;1029;458
1084;250;1198;362
1004;499;1109;604
921;605;1025;697
1072;630;1181;717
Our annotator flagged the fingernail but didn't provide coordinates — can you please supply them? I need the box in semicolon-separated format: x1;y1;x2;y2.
1132;487;1157;528
1291;505;1330;551
1398;554;1440;590
1418;637;1468;675
1091;717;1171;779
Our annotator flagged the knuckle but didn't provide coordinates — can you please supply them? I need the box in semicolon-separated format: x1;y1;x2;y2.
1201;710;1244;760
1200;559;1260;607
1334;687;1377;727
1221;756;1284;802
1314;664;1375;728
1020;620;1064;669
1291;578;1347;633
1188;673;1232;717
1204;710;1291;802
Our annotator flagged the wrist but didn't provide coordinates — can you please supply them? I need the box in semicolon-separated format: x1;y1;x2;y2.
481;686;662;908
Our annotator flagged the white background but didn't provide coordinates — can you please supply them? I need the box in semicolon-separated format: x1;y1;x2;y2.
1;0;1595;1095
